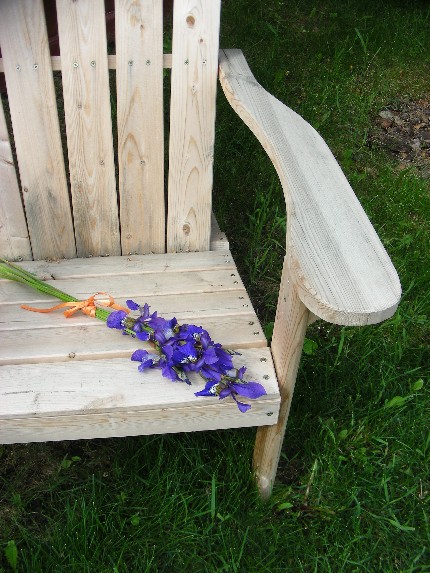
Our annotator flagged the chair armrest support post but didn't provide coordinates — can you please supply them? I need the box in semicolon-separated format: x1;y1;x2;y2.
253;257;309;498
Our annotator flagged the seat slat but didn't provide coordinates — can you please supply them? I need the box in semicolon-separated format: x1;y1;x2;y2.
0;251;234;280
116;0;165;255
167;0;221;252
1;313;266;365
56;0;120;257
0;0;76;260
0;98;32;261
0;291;255;329
0;348;278;419
0;268;246;305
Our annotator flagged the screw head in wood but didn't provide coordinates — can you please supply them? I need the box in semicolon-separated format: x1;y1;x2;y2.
73;62;79;68
33;64;39;70
90;60;96;67
16;65;21;71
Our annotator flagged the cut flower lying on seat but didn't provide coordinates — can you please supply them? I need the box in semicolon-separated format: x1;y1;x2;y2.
0;259;267;412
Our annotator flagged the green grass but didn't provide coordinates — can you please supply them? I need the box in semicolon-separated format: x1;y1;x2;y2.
1;0;430;571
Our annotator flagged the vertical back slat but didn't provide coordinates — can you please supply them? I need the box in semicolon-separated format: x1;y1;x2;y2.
0;0;76;260
116;0;165;255
0;98;32;261
167;0;221;252
56;0;120;257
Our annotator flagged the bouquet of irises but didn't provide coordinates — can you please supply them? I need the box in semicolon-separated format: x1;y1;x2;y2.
0;260;266;412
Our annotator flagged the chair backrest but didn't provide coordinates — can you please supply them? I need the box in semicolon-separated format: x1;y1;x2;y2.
0;0;221;261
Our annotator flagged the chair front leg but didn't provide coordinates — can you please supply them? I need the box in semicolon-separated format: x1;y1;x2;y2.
253;257;309;499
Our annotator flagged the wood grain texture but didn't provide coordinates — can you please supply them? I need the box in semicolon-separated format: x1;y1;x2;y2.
1;316;266;365
167;0;221;252
0;251;235;280
0;291;256;329
0;349;279;443
56;0;120;257
0;98;32;261
0;400;280;444
0;0;76;260
115;0;165;254
253;258;309;498
0;268;247;304
219;50;401;326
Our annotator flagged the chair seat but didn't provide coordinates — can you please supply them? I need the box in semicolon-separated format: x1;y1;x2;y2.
0;251;280;443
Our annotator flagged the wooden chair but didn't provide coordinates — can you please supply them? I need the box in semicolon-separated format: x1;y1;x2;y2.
0;0;401;498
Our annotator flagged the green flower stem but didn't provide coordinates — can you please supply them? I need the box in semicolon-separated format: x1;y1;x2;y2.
0;259;110;323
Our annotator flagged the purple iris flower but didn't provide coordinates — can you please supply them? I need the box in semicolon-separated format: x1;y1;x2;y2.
150;317;178;345
195;367;266;412
106;300;267;412
107;310;128;330
131;349;157;371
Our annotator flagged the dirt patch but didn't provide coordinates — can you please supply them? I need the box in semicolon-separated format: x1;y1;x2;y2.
369;98;430;178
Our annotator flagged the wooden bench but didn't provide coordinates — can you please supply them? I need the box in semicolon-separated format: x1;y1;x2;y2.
0;0;401;498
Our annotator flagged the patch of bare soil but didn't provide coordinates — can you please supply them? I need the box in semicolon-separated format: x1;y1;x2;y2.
369;98;430;178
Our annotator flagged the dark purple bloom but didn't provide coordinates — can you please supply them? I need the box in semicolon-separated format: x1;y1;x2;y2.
170;340;199;366
219;380;266;413
195;367;266;412
151;317;178;345
135;330;150;341
131;349;158;371
107;310;128;330
194;380;219;397
107;301;267;412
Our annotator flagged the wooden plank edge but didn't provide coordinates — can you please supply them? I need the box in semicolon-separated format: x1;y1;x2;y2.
0;400;280;444
210;213;230;251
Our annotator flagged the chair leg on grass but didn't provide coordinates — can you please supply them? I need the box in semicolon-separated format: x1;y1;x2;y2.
253;258;309;499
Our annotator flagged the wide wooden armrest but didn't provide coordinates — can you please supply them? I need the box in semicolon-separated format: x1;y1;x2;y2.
219;49;401;326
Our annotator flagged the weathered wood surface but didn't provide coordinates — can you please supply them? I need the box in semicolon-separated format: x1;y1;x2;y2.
167;0;221;252
253;258;309;498
0;98;32;261
56;0;120;257
0;348;276;418
116;0;165;255
0;251;275;443
0;350;279;443
0;0;76;260
0;251;235;280
219;49;401;326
